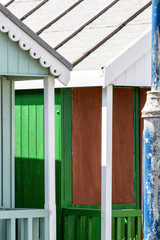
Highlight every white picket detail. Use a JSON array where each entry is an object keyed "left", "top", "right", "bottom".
[{"left": 0, "top": 209, "right": 49, "bottom": 240}]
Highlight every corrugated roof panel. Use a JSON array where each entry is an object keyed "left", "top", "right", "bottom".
[
  {"left": 23, "top": 0, "right": 80, "bottom": 33},
  {"left": 56, "top": 0, "right": 151, "bottom": 64},
  {"left": 5, "top": 0, "right": 152, "bottom": 72},
  {"left": 7, "top": 0, "right": 44, "bottom": 19},
  {"left": 39, "top": 0, "right": 116, "bottom": 47},
  {"left": 72, "top": 6, "right": 151, "bottom": 70}
]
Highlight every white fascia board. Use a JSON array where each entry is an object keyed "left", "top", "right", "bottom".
[
  {"left": 0, "top": 11, "right": 70, "bottom": 86},
  {"left": 15, "top": 70, "right": 104, "bottom": 89},
  {"left": 104, "top": 27, "right": 151, "bottom": 87}
]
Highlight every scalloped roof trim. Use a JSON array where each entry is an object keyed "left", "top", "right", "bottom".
[{"left": 0, "top": 10, "right": 71, "bottom": 85}]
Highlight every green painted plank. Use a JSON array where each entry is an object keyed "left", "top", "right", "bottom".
[
  {"left": 121, "top": 218, "right": 126, "bottom": 240},
  {"left": 15, "top": 90, "right": 45, "bottom": 209},
  {"left": 61, "top": 89, "right": 72, "bottom": 207},
  {"left": 127, "top": 217, "right": 132, "bottom": 240},
  {"left": 91, "top": 217, "right": 100, "bottom": 240},
  {"left": 36, "top": 90, "right": 44, "bottom": 209},
  {"left": 81, "top": 216, "right": 88, "bottom": 240},
  {"left": 112, "top": 209, "right": 142, "bottom": 218},
  {"left": 63, "top": 208, "right": 101, "bottom": 217},
  {"left": 131, "top": 217, "right": 136, "bottom": 238},
  {"left": 112, "top": 218, "right": 116, "bottom": 240},
  {"left": 116, "top": 218, "right": 122, "bottom": 240},
  {"left": 136, "top": 216, "right": 141, "bottom": 240},
  {"left": 88, "top": 217, "right": 92, "bottom": 240},
  {"left": 15, "top": 92, "right": 21, "bottom": 158}
]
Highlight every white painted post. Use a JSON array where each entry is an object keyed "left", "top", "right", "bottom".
[
  {"left": 101, "top": 85, "right": 113, "bottom": 240},
  {"left": 44, "top": 76, "right": 56, "bottom": 240}
]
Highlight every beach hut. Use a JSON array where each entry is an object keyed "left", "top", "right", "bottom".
[
  {"left": 0, "top": 3, "right": 72, "bottom": 239},
  {"left": 1, "top": 0, "right": 152, "bottom": 239}
]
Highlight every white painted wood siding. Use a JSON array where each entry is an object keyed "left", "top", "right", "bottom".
[{"left": 112, "top": 51, "right": 151, "bottom": 87}]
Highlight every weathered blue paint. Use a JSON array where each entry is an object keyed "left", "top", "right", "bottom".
[
  {"left": 151, "top": 0, "right": 160, "bottom": 90},
  {"left": 143, "top": 124, "right": 160, "bottom": 239},
  {"left": 142, "top": 1, "right": 160, "bottom": 238}
]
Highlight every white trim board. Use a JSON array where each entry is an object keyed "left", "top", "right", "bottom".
[
  {"left": 15, "top": 70, "right": 104, "bottom": 89},
  {"left": 104, "top": 28, "right": 151, "bottom": 87},
  {"left": 14, "top": 28, "right": 152, "bottom": 90}
]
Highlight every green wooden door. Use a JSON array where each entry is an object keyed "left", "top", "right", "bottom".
[
  {"left": 15, "top": 88, "right": 64, "bottom": 239},
  {"left": 15, "top": 88, "right": 142, "bottom": 240},
  {"left": 15, "top": 89, "right": 62, "bottom": 209},
  {"left": 15, "top": 89, "right": 45, "bottom": 209}
]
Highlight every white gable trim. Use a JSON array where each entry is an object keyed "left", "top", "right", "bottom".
[
  {"left": 104, "top": 28, "right": 151, "bottom": 87},
  {"left": 0, "top": 11, "right": 70, "bottom": 85},
  {"left": 15, "top": 70, "right": 104, "bottom": 89}
]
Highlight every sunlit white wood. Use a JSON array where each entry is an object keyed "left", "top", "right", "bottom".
[
  {"left": 15, "top": 70, "right": 104, "bottom": 89},
  {"left": 105, "top": 28, "right": 151, "bottom": 86},
  {"left": 44, "top": 76, "right": 56, "bottom": 240},
  {"left": 101, "top": 85, "right": 113, "bottom": 240}
]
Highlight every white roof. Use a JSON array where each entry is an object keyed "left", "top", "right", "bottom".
[{"left": 4, "top": 0, "right": 152, "bottom": 72}]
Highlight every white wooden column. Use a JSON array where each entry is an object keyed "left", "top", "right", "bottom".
[
  {"left": 101, "top": 85, "right": 113, "bottom": 240},
  {"left": 0, "top": 77, "right": 15, "bottom": 209},
  {"left": 44, "top": 76, "right": 56, "bottom": 240}
]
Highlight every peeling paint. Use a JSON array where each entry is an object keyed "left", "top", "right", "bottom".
[
  {"left": 143, "top": 120, "right": 160, "bottom": 239},
  {"left": 142, "top": 91, "right": 160, "bottom": 239},
  {"left": 151, "top": 1, "right": 160, "bottom": 90}
]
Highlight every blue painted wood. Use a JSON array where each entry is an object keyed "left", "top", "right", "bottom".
[{"left": 0, "top": 32, "right": 49, "bottom": 77}]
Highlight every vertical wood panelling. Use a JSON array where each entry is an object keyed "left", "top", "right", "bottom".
[
  {"left": 0, "top": 33, "right": 7, "bottom": 73},
  {"left": 62, "top": 209, "right": 141, "bottom": 240},
  {"left": 112, "top": 88, "right": 134, "bottom": 204},
  {"left": 0, "top": 32, "right": 49, "bottom": 76},
  {"left": 126, "top": 64, "right": 135, "bottom": 86},
  {"left": 62, "top": 89, "right": 72, "bottom": 207},
  {"left": 8, "top": 41, "right": 19, "bottom": 74},
  {"left": 144, "top": 51, "right": 151, "bottom": 86},
  {"left": 135, "top": 56, "right": 145, "bottom": 86},
  {"left": 15, "top": 90, "right": 44, "bottom": 209},
  {"left": 72, "top": 87, "right": 102, "bottom": 206},
  {"left": 111, "top": 51, "right": 151, "bottom": 87}
]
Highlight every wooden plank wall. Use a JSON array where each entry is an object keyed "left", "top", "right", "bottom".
[
  {"left": 15, "top": 90, "right": 44, "bottom": 208},
  {"left": 112, "top": 88, "right": 134, "bottom": 204},
  {"left": 72, "top": 87, "right": 136, "bottom": 206},
  {"left": 112, "top": 51, "right": 151, "bottom": 87},
  {"left": 72, "top": 88, "right": 102, "bottom": 205},
  {"left": 0, "top": 32, "right": 49, "bottom": 76}
]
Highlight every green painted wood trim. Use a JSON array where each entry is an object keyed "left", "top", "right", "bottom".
[
  {"left": 61, "top": 88, "right": 72, "bottom": 208},
  {"left": 62, "top": 208, "right": 142, "bottom": 218},
  {"left": 112, "top": 209, "right": 142, "bottom": 217},
  {"left": 62, "top": 208, "right": 142, "bottom": 240},
  {"left": 55, "top": 88, "right": 72, "bottom": 240},
  {"left": 62, "top": 208, "right": 101, "bottom": 217},
  {"left": 55, "top": 88, "right": 62, "bottom": 240}
]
